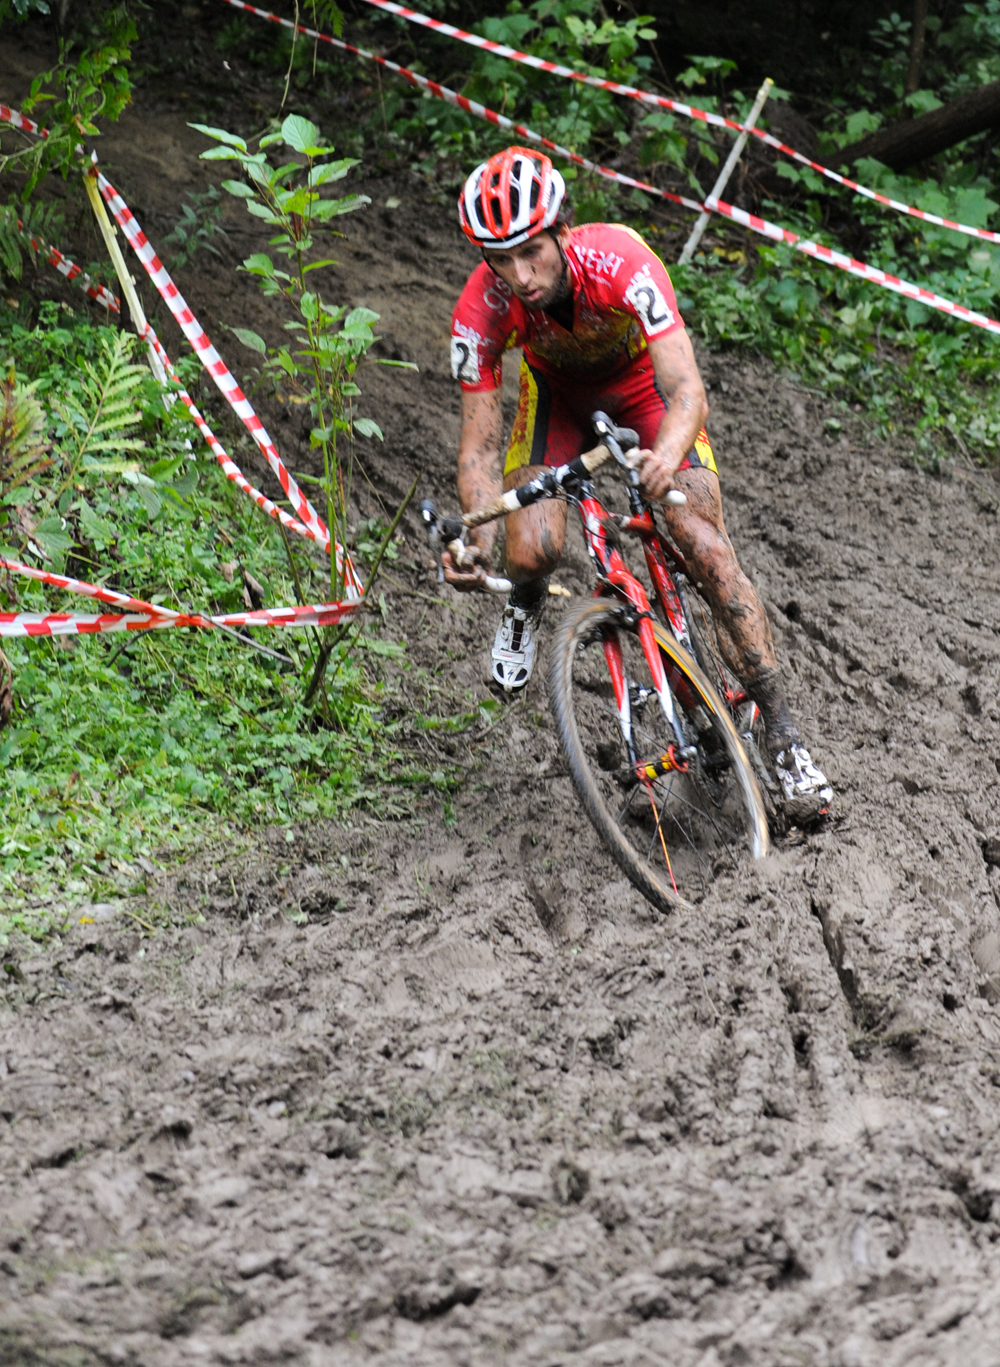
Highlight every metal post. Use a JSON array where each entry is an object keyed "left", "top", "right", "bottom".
[
  {"left": 678, "top": 77, "right": 773, "bottom": 266},
  {"left": 82, "top": 165, "right": 169, "bottom": 386}
]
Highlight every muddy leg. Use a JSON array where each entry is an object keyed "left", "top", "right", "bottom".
[
  {"left": 663, "top": 467, "right": 799, "bottom": 751},
  {"left": 502, "top": 464, "right": 567, "bottom": 603}
]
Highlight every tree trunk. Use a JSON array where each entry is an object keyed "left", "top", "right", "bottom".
[
  {"left": 905, "top": 0, "right": 929, "bottom": 95},
  {"left": 838, "top": 79, "right": 1000, "bottom": 170}
]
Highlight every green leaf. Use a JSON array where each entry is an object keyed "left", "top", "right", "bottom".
[
  {"left": 1, "top": 487, "right": 35, "bottom": 507},
  {"left": 244, "top": 200, "right": 283, "bottom": 224},
  {"left": 82, "top": 459, "right": 141, "bottom": 476},
  {"left": 169, "top": 467, "right": 198, "bottom": 499},
  {"left": 32, "top": 514, "right": 72, "bottom": 559},
  {"left": 221, "top": 179, "right": 256, "bottom": 199},
  {"left": 135, "top": 484, "right": 162, "bottom": 518},
  {"left": 307, "top": 158, "right": 359, "bottom": 187},
  {"left": 353, "top": 418, "right": 383, "bottom": 440},
  {"left": 344, "top": 307, "right": 380, "bottom": 328},
  {"left": 376, "top": 358, "right": 419, "bottom": 370},
  {"left": 229, "top": 326, "right": 268, "bottom": 355},
  {"left": 280, "top": 113, "right": 331, "bottom": 156},
  {"left": 190, "top": 123, "right": 248, "bottom": 150},
  {"left": 241, "top": 253, "right": 277, "bottom": 277},
  {"left": 77, "top": 500, "right": 116, "bottom": 547},
  {"left": 199, "top": 146, "right": 246, "bottom": 162},
  {"left": 311, "top": 195, "right": 370, "bottom": 220},
  {"left": 148, "top": 456, "right": 186, "bottom": 482}
]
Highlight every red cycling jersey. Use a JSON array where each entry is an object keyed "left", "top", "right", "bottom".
[{"left": 450, "top": 223, "right": 684, "bottom": 393}]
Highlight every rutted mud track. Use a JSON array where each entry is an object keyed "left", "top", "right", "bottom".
[{"left": 4, "top": 23, "right": 1000, "bottom": 1366}]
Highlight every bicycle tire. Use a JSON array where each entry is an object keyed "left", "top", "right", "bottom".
[{"left": 549, "top": 597, "right": 769, "bottom": 914}]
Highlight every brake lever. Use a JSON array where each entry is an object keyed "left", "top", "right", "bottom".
[{"left": 419, "top": 499, "right": 512, "bottom": 594}]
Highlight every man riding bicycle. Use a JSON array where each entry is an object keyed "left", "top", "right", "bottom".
[{"left": 441, "top": 145, "right": 831, "bottom": 818}]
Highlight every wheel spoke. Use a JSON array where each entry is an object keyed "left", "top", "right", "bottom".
[{"left": 553, "top": 603, "right": 766, "bottom": 913}]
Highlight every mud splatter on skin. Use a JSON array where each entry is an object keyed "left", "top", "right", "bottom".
[{"left": 3, "top": 31, "right": 1000, "bottom": 1367}]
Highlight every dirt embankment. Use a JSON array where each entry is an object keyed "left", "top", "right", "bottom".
[{"left": 3, "top": 12, "right": 1000, "bottom": 1366}]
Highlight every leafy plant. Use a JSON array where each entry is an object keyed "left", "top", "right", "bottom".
[
  {"left": 0, "top": 300, "right": 438, "bottom": 936},
  {"left": 0, "top": 197, "right": 66, "bottom": 284},
  {"left": 161, "top": 185, "right": 227, "bottom": 271},
  {"left": 193, "top": 113, "right": 396, "bottom": 636},
  {"left": 3, "top": 3, "right": 135, "bottom": 195},
  {"left": 0, "top": 364, "right": 53, "bottom": 553}
]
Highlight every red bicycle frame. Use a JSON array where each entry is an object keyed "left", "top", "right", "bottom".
[{"left": 572, "top": 484, "right": 750, "bottom": 764}]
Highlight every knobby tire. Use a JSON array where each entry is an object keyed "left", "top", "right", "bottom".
[{"left": 549, "top": 597, "right": 769, "bottom": 914}]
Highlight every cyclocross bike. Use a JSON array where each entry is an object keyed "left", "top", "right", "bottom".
[{"left": 421, "top": 412, "right": 771, "bottom": 914}]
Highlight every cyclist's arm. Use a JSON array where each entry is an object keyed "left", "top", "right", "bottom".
[
  {"left": 639, "top": 330, "right": 709, "bottom": 501},
  {"left": 442, "top": 387, "right": 505, "bottom": 591}
]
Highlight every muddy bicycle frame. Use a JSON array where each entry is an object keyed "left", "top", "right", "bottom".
[{"left": 422, "top": 411, "right": 756, "bottom": 783}]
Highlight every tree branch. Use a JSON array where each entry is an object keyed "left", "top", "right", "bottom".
[{"left": 838, "top": 79, "right": 1000, "bottom": 170}]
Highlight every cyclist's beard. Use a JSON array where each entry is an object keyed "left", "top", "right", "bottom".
[{"left": 537, "top": 259, "right": 570, "bottom": 312}]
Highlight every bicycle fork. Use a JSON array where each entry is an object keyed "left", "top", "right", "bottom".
[{"left": 602, "top": 617, "right": 694, "bottom": 777}]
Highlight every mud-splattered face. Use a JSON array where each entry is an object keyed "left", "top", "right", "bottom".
[{"left": 483, "top": 226, "right": 570, "bottom": 310}]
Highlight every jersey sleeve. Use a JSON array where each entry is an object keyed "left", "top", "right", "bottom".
[
  {"left": 609, "top": 225, "right": 685, "bottom": 342},
  {"left": 450, "top": 263, "right": 519, "bottom": 393}
]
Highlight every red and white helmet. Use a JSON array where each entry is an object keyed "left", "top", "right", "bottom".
[{"left": 459, "top": 146, "right": 566, "bottom": 250}]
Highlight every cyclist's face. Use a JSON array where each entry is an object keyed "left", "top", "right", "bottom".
[{"left": 484, "top": 228, "right": 567, "bottom": 309}]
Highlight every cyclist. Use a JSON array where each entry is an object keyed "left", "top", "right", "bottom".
[{"left": 442, "top": 145, "right": 831, "bottom": 818}]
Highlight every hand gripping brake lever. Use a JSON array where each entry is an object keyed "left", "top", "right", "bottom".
[
  {"left": 591, "top": 411, "right": 687, "bottom": 506},
  {"left": 420, "top": 500, "right": 513, "bottom": 595}
]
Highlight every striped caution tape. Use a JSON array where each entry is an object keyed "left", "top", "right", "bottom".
[
  {"left": 351, "top": 0, "right": 1000, "bottom": 248},
  {"left": 704, "top": 196, "right": 1000, "bottom": 337},
  {"left": 0, "top": 102, "right": 355, "bottom": 577},
  {"left": 0, "top": 557, "right": 360, "bottom": 638},
  {"left": 224, "top": 1, "right": 704, "bottom": 216},
  {"left": 225, "top": 2, "right": 1000, "bottom": 340},
  {"left": 0, "top": 102, "right": 45, "bottom": 138},
  {"left": 19, "top": 224, "right": 120, "bottom": 311},
  {"left": 90, "top": 167, "right": 334, "bottom": 553},
  {"left": 0, "top": 105, "right": 365, "bottom": 633},
  {"left": 8, "top": 209, "right": 342, "bottom": 553}
]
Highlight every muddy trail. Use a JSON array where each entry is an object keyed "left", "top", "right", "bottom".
[{"left": 4, "top": 13, "right": 1000, "bottom": 1366}]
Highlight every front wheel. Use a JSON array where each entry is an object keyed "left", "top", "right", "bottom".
[{"left": 549, "top": 598, "right": 769, "bottom": 913}]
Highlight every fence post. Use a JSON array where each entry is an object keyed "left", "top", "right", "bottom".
[
  {"left": 678, "top": 77, "right": 774, "bottom": 266},
  {"left": 82, "top": 165, "right": 168, "bottom": 386}
]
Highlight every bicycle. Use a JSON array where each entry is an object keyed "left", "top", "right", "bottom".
[{"left": 421, "top": 412, "right": 771, "bottom": 914}]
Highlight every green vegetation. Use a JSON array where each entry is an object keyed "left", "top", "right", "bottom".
[
  {"left": 364, "top": 0, "right": 1000, "bottom": 465},
  {"left": 2, "top": 0, "right": 999, "bottom": 939},
  {"left": 0, "top": 302, "right": 415, "bottom": 940}
]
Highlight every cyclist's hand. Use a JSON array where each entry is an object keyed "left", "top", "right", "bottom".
[
  {"left": 441, "top": 542, "right": 492, "bottom": 593},
  {"left": 637, "top": 447, "right": 681, "bottom": 503}
]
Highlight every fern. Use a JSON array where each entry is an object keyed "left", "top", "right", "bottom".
[
  {"left": 0, "top": 364, "right": 53, "bottom": 499},
  {"left": 50, "top": 330, "right": 146, "bottom": 502},
  {"left": 0, "top": 198, "right": 67, "bottom": 285}
]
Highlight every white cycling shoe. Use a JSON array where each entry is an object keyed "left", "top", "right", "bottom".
[
  {"left": 491, "top": 599, "right": 543, "bottom": 693},
  {"left": 774, "top": 744, "right": 833, "bottom": 822}
]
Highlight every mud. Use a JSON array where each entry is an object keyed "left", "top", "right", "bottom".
[{"left": 3, "top": 14, "right": 1000, "bottom": 1366}]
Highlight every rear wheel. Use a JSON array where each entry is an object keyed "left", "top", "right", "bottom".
[{"left": 549, "top": 597, "right": 769, "bottom": 913}]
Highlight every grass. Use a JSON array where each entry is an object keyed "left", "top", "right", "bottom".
[{"left": 0, "top": 300, "right": 424, "bottom": 943}]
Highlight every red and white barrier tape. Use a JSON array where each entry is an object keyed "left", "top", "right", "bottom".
[
  {"left": 0, "top": 102, "right": 45, "bottom": 138},
  {"left": 704, "top": 196, "right": 1000, "bottom": 336},
  {"left": 10, "top": 213, "right": 343, "bottom": 549},
  {"left": 15, "top": 222, "right": 121, "bottom": 311},
  {"left": 91, "top": 169, "right": 333, "bottom": 548},
  {"left": 0, "top": 105, "right": 365, "bottom": 634},
  {"left": 0, "top": 556, "right": 357, "bottom": 637},
  {"left": 350, "top": 0, "right": 1000, "bottom": 248},
  {"left": 225, "top": 1, "right": 704, "bottom": 217},
  {"left": 226, "top": 2, "right": 1000, "bottom": 340}
]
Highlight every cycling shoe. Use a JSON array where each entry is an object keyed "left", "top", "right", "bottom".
[
  {"left": 774, "top": 743, "right": 833, "bottom": 823},
  {"left": 491, "top": 598, "right": 544, "bottom": 693}
]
